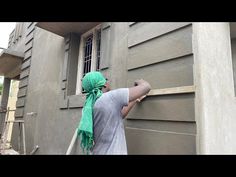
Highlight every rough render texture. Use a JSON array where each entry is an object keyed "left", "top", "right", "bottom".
[
  {"left": 8, "top": 23, "right": 28, "bottom": 53},
  {"left": 193, "top": 23, "right": 236, "bottom": 154},
  {"left": 20, "top": 28, "right": 82, "bottom": 154}
]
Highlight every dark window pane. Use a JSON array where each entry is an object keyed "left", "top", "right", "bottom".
[
  {"left": 82, "top": 34, "right": 93, "bottom": 93},
  {"left": 96, "top": 30, "right": 101, "bottom": 71},
  {"left": 83, "top": 34, "right": 93, "bottom": 77}
]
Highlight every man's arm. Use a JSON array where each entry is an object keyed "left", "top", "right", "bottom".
[
  {"left": 121, "top": 95, "right": 146, "bottom": 118},
  {"left": 121, "top": 100, "right": 137, "bottom": 118},
  {"left": 129, "top": 79, "right": 151, "bottom": 102},
  {"left": 121, "top": 79, "right": 151, "bottom": 118}
]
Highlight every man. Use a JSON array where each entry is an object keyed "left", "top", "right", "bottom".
[{"left": 78, "top": 71, "right": 151, "bottom": 155}]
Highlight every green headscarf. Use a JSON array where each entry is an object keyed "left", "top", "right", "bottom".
[{"left": 77, "top": 71, "right": 107, "bottom": 154}]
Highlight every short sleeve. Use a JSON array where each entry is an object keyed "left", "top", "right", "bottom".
[{"left": 109, "top": 88, "right": 129, "bottom": 109}]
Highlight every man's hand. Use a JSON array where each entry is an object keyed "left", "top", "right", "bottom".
[
  {"left": 129, "top": 79, "right": 151, "bottom": 102},
  {"left": 136, "top": 95, "right": 147, "bottom": 102}
]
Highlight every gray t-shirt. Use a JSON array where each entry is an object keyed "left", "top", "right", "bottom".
[{"left": 92, "top": 88, "right": 129, "bottom": 155}]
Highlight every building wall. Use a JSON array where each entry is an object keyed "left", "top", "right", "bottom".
[
  {"left": 124, "top": 23, "right": 195, "bottom": 154},
  {"left": 16, "top": 27, "right": 79, "bottom": 154},
  {"left": 11, "top": 22, "right": 39, "bottom": 153},
  {"left": 193, "top": 23, "right": 236, "bottom": 154},
  {"left": 12, "top": 22, "right": 196, "bottom": 154},
  {"left": 8, "top": 23, "right": 28, "bottom": 53}
]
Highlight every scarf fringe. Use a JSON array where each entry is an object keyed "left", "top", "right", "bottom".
[{"left": 78, "top": 130, "right": 94, "bottom": 154}]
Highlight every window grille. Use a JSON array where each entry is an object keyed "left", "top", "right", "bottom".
[
  {"left": 96, "top": 30, "right": 101, "bottom": 71},
  {"left": 83, "top": 34, "right": 93, "bottom": 77}
]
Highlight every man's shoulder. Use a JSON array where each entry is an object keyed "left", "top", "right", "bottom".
[
  {"left": 97, "top": 88, "right": 128, "bottom": 102},
  {"left": 108, "top": 88, "right": 129, "bottom": 94}
]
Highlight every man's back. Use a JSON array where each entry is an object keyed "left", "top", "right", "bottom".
[{"left": 92, "top": 88, "right": 129, "bottom": 155}]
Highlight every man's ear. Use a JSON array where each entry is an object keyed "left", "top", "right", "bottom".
[{"left": 103, "top": 82, "right": 108, "bottom": 88}]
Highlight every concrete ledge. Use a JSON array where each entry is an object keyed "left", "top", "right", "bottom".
[
  {"left": 68, "top": 94, "right": 85, "bottom": 108},
  {"left": 36, "top": 22, "right": 100, "bottom": 37},
  {"left": 59, "top": 94, "right": 68, "bottom": 109}
]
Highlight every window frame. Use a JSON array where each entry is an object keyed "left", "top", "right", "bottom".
[{"left": 76, "top": 24, "right": 102, "bottom": 95}]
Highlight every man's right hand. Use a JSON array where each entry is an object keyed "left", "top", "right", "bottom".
[
  {"left": 129, "top": 79, "right": 151, "bottom": 102},
  {"left": 136, "top": 95, "right": 147, "bottom": 102}
]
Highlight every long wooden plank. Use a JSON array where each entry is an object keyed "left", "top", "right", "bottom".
[{"left": 147, "top": 85, "right": 195, "bottom": 96}]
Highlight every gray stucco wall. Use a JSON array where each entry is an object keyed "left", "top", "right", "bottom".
[
  {"left": 125, "top": 23, "right": 196, "bottom": 154},
  {"left": 25, "top": 23, "right": 130, "bottom": 154},
  {"left": 8, "top": 23, "right": 28, "bottom": 53},
  {"left": 21, "top": 27, "right": 84, "bottom": 154},
  {"left": 193, "top": 23, "right": 236, "bottom": 154}
]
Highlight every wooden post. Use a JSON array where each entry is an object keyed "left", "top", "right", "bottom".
[
  {"left": 66, "top": 128, "right": 78, "bottom": 155},
  {"left": 22, "top": 122, "right": 26, "bottom": 155}
]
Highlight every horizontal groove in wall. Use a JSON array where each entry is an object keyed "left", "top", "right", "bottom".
[
  {"left": 24, "top": 49, "right": 32, "bottom": 60},
  {"left": 19, "top": 78, "right": 28, "bottom": 88},
  {"left": 125, "top": 119, "right": 196, "bottom": 134},
  {"left": 25, "top": 32, "right": 34, "bottom": 45},
  {"left": 21, "top": 59, "right": 31, "bottom": 70},
  {"left": 28, "top": 22, "right": 34, "bottom": 28},
  {"left": 17, "top": 88, "right": 27, "bottom": 98},
  {"left": 126, "top": 126, "right": 196, "bottom": 136},
  {"left": 15, "top": 108, "right": 24, "bottom": 118},
  {"left": 128, "top": 23, "right": 191, "bottom": 48},
  {"left": 102, "top": 22, "right": 111, "bottom": 30},
  {"left": 127, "top": 25, "right": 192, "bottom": 70},
  {"left": 20, "top": 68, "right": 30, "bottom": 79},
  {"left": 127, "top": 53, "right": 193, "bottom": 71},
  {"left": 16, "top": 98, "right": 25, "bottom": 108},
  {"left": 24, "top": 40, "right": 33, "bottom": 53},
  {"left": 129, "top": 22, "right": 137, "bottom": 27},
  {"left": 26, "top": 26, "right": 35, "bottom": 37},
  {"left": 126, "top": 93, "right": 195, "bottom": 122}
]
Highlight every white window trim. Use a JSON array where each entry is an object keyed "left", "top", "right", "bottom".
[{"left": 76, "top": 24, "right": 101, "bottom": 95}]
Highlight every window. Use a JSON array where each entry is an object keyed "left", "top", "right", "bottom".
[
  {"left": 96, "top": 30, "right": 101, "bottom": 71},
  {"left": 83, "top": 34, "right": 93, "bottom": 77},
  {"left": 76, "top": 25, "right": 102, "bottom": 94}
]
